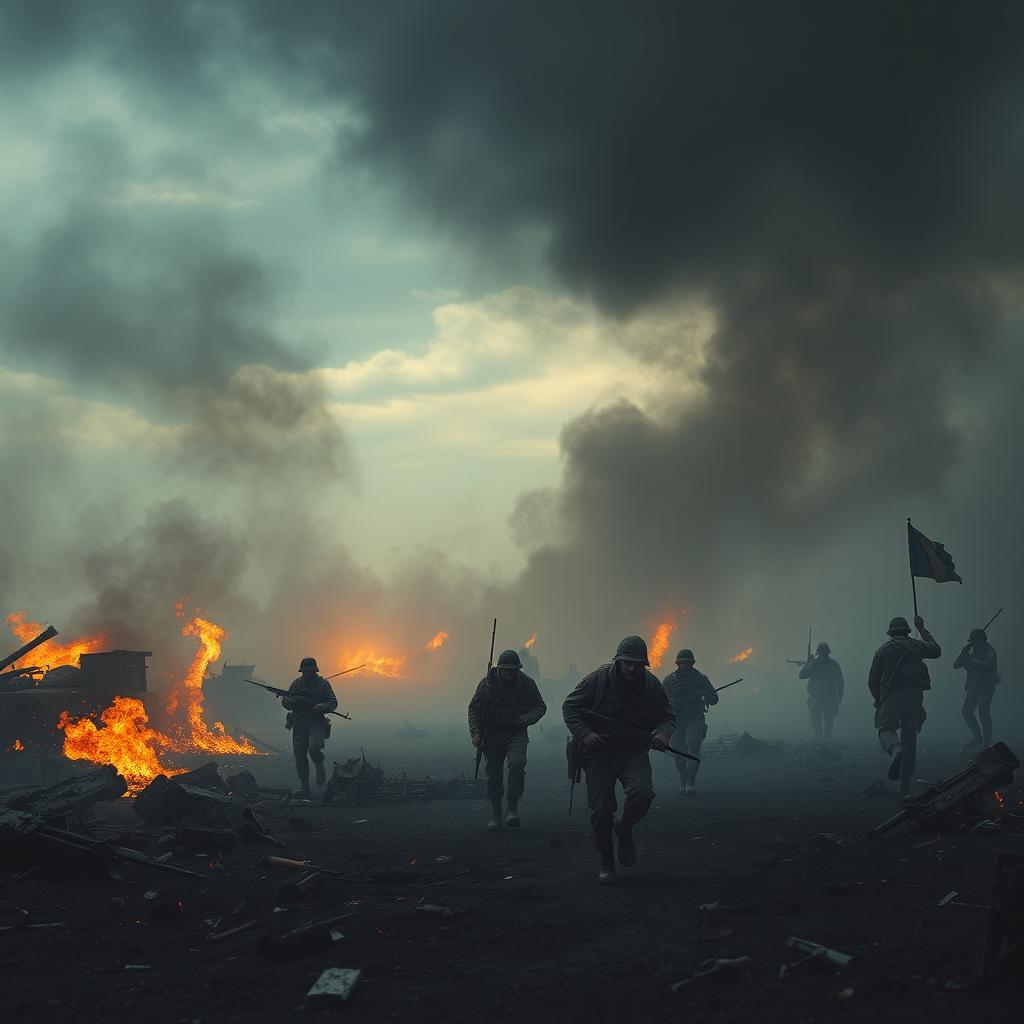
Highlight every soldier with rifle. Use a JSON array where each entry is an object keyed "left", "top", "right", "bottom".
[
  {"left": 281, "top": 657, "right": 339, "bottom": 796},
  {"left": 661, "top": 649, "right": 718, "bottom": 797},
  {"left": 954, "top": 609, "right": 1002, "bottom": 750},
  {"left": 468, "top": 648, "right": 547, "bottom": 831},
  {"left": 868, "top": 616, "right": 941, "bottom": 796},
  {"left": 562, "top": 635, "right": 676, "bottom": 885},
  {"left": 799, "top": 642, "right": 844, "bottom": 743}
]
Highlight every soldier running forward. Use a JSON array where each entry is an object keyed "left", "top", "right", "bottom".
[
  {"left": 955, "top": 627, "right": 1000, "bottom": 749},
  {"left": 562, "top": 636, "right": 676, "bottom": 884},
  {"left": 799, "top": 642, "right": 845, "bottom": 743},
  {"left": 661, "top": 649, "right": 717, "bottom": 797},
  {"left": 468, "top": 649, "right": 547, "bottom": 830},
  {"left": 282, "top": 657, "right": 339, "bottom": 796},
  {"left": 868, "top": 616, "right": 941, "bottom": 796}
]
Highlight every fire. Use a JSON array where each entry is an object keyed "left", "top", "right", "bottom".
[
  {"left": 524, "top": 632, "right": 538, "bottom": 650},
  {"left": 58, "top": 696, "right": 184, "bottom": 793},
  {"left": 649, "top": 620, "right": 676, "bottom": 670},
  {"left": 424, "top": 631, "right": 449, "bottom": 651},
  {"left": 337, "top": 647, "right": 406, "bottom": 678},
  {"left": 12, "top": 738, "right": 24, "bottom": 751},
  {"left": 5, "top": 611, "right": 106, "bottom": 669},
  {"left": 730, "top": 647, "right": 754, "bottom": 663},
  {"left": 166, "top": 616, "right": 258, "bottom": 755},
  {"left": 995, "top": 790, "right": 1006, "bottom": 812}
]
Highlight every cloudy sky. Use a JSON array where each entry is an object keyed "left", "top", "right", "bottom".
[{"left": 2, "top": 3, "right": 1023, "bottom": 731}]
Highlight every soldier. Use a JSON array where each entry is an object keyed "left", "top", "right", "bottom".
[
  {"left": 562, "top": 636, "right": 676, "bottom": 885},
  {"left": 868, "top": 615, "right": 941, "bottom": 796},
  {"left": 468, "top": 649, "right": 547, "bottom": 830},
  {"left": 660, "top": 649, "right": 717, "bottom": 797},
  {"left": 799, "top": 642, "right": 844, "bottom": 743},
  {"left": 282, "top": 657, "right": 339, "bottom": 796},
  {"left": 954, "top": 627, "right": 1000, "bottom": 749}
]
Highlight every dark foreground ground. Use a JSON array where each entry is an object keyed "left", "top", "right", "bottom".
[{"left": 3, "top": 735, "right": 1023, "bottom": 1024}]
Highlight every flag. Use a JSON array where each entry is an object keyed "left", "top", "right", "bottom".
[{"left": 907, "top": 521, "right": 962, "bottom": 584}]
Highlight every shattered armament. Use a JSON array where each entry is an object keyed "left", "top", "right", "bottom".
[
  {"left": 579, "top": 710, "right": 700, "bottom": 761},
  {"left": 244, "top": 679, "right": 352, "bottom": 720},
  {"left": 0, "top": 624, "right": 58, "bottom": 674}
]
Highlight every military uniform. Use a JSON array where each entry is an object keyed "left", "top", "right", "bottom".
[
  {"left": 661, "top": 649, "right": 717, "bottom": 794},
  {"left": 954, "top": 629, "right": 999, "bottom": 747},
  {"left": 468, "top": 649, "right": 547, "bottom": 829},
  {"left": 799, "top": 644, "right": 844, "bottom": 742},
  {"left": 283, "top": 659, "right": 339, "bottom": 794},
  {"left": 562, "top": 636, "right": 675, "bottom": 883},
  {"left": 868, "top": 618, "right": 940, "bottom": 794}
]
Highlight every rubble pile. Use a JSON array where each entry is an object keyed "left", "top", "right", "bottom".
[{"left": 323, "top": 751, "right": 486, "bottom": 806}]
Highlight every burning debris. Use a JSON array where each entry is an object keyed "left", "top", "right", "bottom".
[
  {"left": 424, "top": 631, "right": 449, "bottom": 651},
  {"left": 730, "top": 647, "right": 755, "bottom": 663},
  {"left": 5, "top": 613, "right": 106, "bottom": 670},
  {"left": 648, "top": 619, "right": 676, "bottom": 670},
  {"left": 869, "top": 743, "right": 1021, "bottom": 836}
]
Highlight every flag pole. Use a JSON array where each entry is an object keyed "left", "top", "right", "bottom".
[{"left": 907, "top": 517, "right": 919, "bottom": 619}]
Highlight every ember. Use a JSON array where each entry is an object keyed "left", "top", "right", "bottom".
[
  {"left": 649, "top": 620, "right": 676, "bottom": 670},
  {"left": 5, "top": 611, "right": 106, "bottom": 669},
  {"left": 424, "top": 631, "right": 449, "bottom": 651},
  {"left": 524, "top": 632, "right": 538, "bottom": 650},
  {"left": 12, "top": 738, "right": 24, "bottom": 751},
  {"left": 58, "top": 696, "right": 184, "bottom": 793},
  {"left": 730, "top": 647, "right": 754, "bottom": 663}
]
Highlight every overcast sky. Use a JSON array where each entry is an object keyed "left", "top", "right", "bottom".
[{"left": 2, "top": 3, "right": 1023, "bottom": 733}]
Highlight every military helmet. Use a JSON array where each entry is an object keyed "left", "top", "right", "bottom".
[
  {"left": 675, "top": 648, "right": 695, "bottom": 664},
  {"left": 969, "top": 628, "right": 987, "bottom": 642},
  {"left": 496, "top": 649, "right": 522, "bottom": 669},
  {"left": 614, "top": 635, "right": 650, "bottom": 665},
  {"left": 299, "top": 656, "right": 319, "bottom": 671},
  {"left": 886, "top": 617, "right": 911, "bottom": 636},
  {"left": 816, "top": 642, "right": 831, "bottom": 655}
]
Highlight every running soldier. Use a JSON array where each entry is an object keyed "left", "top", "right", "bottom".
[
  {"left": 955, "top": 627, "right": 1000, "bottom": 749},
  {"left": 282, "top": 657, "right": 339, "bottom": 796},
  {"left": 660, "top": 649, "right": 717, "bottom": 797},
  {"left": 799, "top": 642, "right": 844, "bottom": 743}
]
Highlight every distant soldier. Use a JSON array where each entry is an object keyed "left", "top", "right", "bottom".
[
  {"left": 954, "top": 627, "right": 1000, "bottom": 749},
  {"left": 868, "top": 616, "right": 941, "bottom": 796},
  {"left": 282, "top": 657, "right": 338, "bottom": 796},
  {"left": 562, "top": 636, "right": 676, "bottom": 885},
  {"left": 799, "top": 642, "right": 844, "bottom": 743},
  {"left": 661, "top": 649, "right": 717, "bottom": 797},
  {"left": 468, "top": 649, "right": 547, "bottom": 830}
]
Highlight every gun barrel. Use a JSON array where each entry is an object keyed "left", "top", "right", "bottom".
[
  {"left": 714, "top": 678, "right": 743, "bottom": 693},
  {"left": 0, "top": 625, "right": 58, "bottom": 673}
]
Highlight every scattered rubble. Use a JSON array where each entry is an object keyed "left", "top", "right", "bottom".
[
  {"left": 322, "top": 751, "right": 487, "bottom": 805},
  {"left": 670, "top": 956, "right": 753, "bottom": 991},
  {"left": 780, "top": 936, "right": 854, "bottom": 979},
  {"left": 306, "top": 967, "right": 361, "bottom": 1006}
]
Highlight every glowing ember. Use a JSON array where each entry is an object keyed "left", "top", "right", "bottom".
[
  {"left": 524, "top": 632, "right": 538, "bottom": 650},
  {"left": 58, "top": 696, "right": 184, "bottom": 793},
  {"left": 995, "top": 790, "right": 1006, "bottom": 812},
  {"left": 12, "top": 738, "right": 24, "bottom": 752},
  {"left": 649, "top": 620, "right": 676, "bottom": 670},
  {"left": 5, "top": 611, "right": 106, "bottom": 669},
  {"left": 166, "top": 616, "right": 258, "bottom": 755},
  {"left": 424, "top": 631, "right": 449, "bottom": 651},
  {"left": 730, "top": 647, "right": 754, "bottom": 663},
  {"left": 338, "top": 647, "right": 406, "bottom": 678}
]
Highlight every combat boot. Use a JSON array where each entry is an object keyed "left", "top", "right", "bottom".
[
  {"left": 504, "top": 797, "right": 520, "bottom": 828},
  {"left": 314, "top": 761, "right": 326, "bottom": 786},
  {"left": 614, "top": 817, "right": 637, "bottom": 867},
  {"left": 684, "top": 782, "right": 697, "bottom": 798},
  {"left": 598, "top": 851, "right": 617, "bottom": 885},
  {"left": 487, "top": 798, "right": 504, "bottom": 831},
  {"left": 296, "top": 765, "right": 311, "bottom": 797}
]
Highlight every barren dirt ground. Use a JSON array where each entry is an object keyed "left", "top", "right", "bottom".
[{"left": 3, "top": 736, "right": 1023, "bottom": 1024}]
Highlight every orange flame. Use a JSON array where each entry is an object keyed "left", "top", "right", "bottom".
[
  {"left": 5, "top": 611, "right": 107, "bottom": 670},
  {"left": 58, "top": 696, "right": 184, "bottom": 793},
  {"left": 995, "top": 789, "right": 1006, "bottom": 812},
  {"left": 166, "top": 616, "right": 258, "bottom": 755},
  {"left": 424, "top": 631, "right": 449, "bottom": 651},
  {"left": 12, "top": 738, "right": 24, "bottom": 752},
  {"left": 649, "top": 620, "right": 676, "bottom": 670},
  {"left": 730, "top": 647, "right": 754, "bottom": 663},
  {"left": 524, "top": 632, "right": 538, "bottom": 650},
  {"left": 337, "top": 647, "right": 406, "bottom": 678}
]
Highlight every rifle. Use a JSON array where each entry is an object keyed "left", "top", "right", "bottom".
[
  {"left": 474, "top": 618, "right": 497, "bottom": 780},
  {"left": 579, "top": 710, "right": 700, "bottom": 762},
  {"left": 786, "top": 627, "right": 813, "bottom": 668},
  {"left": 324, "top": 663, "right": 367, "bottom": 681},
  {"left": 244, "top": 679, "right": 352, "bottom": 720},
  {"left": 714, "top": 678, "right": 743, "bottom": 693}
]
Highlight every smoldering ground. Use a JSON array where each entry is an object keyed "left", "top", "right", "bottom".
[{"left": 1, "top": 3, "right": 1023, "bottom": 739}]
